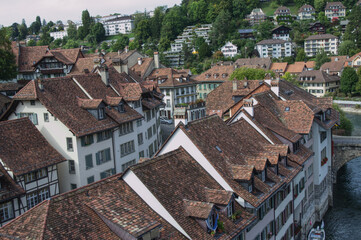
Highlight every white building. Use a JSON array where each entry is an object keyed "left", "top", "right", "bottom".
[
  {"left": 5, "top": 66, "right": 162, "bottom": 193},
  {"left": 50, "top": 31, "right": 68, "bottom": 40},
  {"left": 221, "top": 42, "right": 238, "bottom": 58},
  {"left": 325, "top": 1, "right": 346, "bottom": 20},
  {"left": 298, "top": 4, "right": 316, "bottom": 20},
  {"left": 256, "top": 39, "right": 293, "bottom": 58},
  {"left": 102, "top": 16, "right": 134, "bottom": 36},
  {"left": 304, "top": 34, "right": 339, "bottom": 57},
  {"left": 0, "top": 118, "right": 65, "bottom": 226}
]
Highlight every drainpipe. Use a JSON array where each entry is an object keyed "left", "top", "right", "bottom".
[{"left": 111, "top": 128, "right": 117, "bottom": 172}]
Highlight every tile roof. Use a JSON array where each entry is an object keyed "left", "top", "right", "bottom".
[
  {"left": 298, "top": 70, "right": 340, "bottom": 83},
  {"left": 147, "top": 68, "right": 197, "bottom": 88},
  {"left": 131, "top": 147, "right": 255, "bottom": 239},
  {"left": 130, "top": 57, "right": 154, "bottom": 79},
  {"left": 0, "top": 173, "right": 185, "bottom": 239},
  {"left": 325, "top": 1, "right": 345, "bottom": 10},
  {"left": 305, "top": 34, "right": 338, "bottom": 40},
  {"left": 69, "top": 57, "right": 97, "bottom": 75},
  {"left": 274, "top": 6, "right": 291, "bottom": 14},
  {"left": 12, "top": 76, "right": 142, "bottom": 137},
  {"left": 257, "top": 39, "right": 287, "bottom": 45},
  {"left": 321, "top": 57, "right": 346, "bottom": 73},
  {"left": 0, "top": 83, "right": 23, "bottom": 92},
  {"left": 231, "top": 165, "right": 255, "bottom": 181},
  {"left": 298, "top": 4, "right": 315, "bottom": 13},
  {"left": 0, "top": 164, "right": 25, "bottom": 202},
  {"left": 286, "top": 62, "right": 307, "bottom": 74},
  {"left": 0, "top": 118, "right": 66, "bottom": 176},
  {"left": 271, "top": 62, "right": 288, "bottom": 73},
  {"left": 234, "top": 58, "right": 272, "bottom": 70},
  {"left": 193, "top": 65, "right": 236, "bottom": 83},
  {"left": 206, "top": 80, "right": 264, "bottom": 117}
]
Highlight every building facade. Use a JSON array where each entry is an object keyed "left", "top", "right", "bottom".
[
  {"left": 256, "top": 39, "right": 293, "bottom": 58},
  {"left": 325, "top": 2, "right": 346, "bottom": 20},
  {"left": 221, "top": 42, "right": 238, "bottom": 58},
  {"left": 102, "top": 16, "right": 134, "bottom": 36},
  {"left": 304, "top": 34, "right": 338, "bottom": 57},
  {"left": 298, "top": 4, "right": 316, "bottom": 20}
]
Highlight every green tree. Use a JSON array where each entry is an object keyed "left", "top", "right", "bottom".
[
  {"left": 253, "top": 20, "right": 274, "bottom": 41},
  {"left": 344, "top": 6, "right": 361, "bottom": 49},
  {"left": 82, "top": 9, "right": 92, "bottom": 36},
  {"left": 10, "top": 23, "right": 19, "bottom": 40},
  {"left": 0, "top": 28, "right": 17, "bottom": 80},
  {"left": 230, "top": 67, "right": 275, "bottom": 80},
  {"left": 333, "top": 104, "right": 353, "bottom": 136},
  {"left": 295, "top": 49, "right": 307, "bottom": 62},
  {"left": 77, "top": 26, "right": 87, "bottom": 40},
  {"left": 160, "top": 6, "right": 188, "bottom": 41},
  {"left": 198, "top": 42, "right": 212, "bottom": 60},
  {"left": 67, "top": 21, "right": 77, "bottom": 40},
  {"left": 314, "top": 0, "right": 326, "bottom": 12},
  {"left": 150, "top": 6, "right": 166, "bottom": 40},
  {"left": 355, "top": 67, "right": 361, "bottom": 93},
  {"left": 338, "top": 40, "right": 358, "bottom": 56},
  {"left": 282, "top": 72, "right": 299, "bottom": 86},
  {"left": 91, "top": 22, "right": 105, "bottom": 43},
  {"left": 209, "top": 10, "right": 234, "bottom": 48},
  {"left": 110, "top": 34, "right": 129, "bottom": 52},
  {"left": 315, "top": 50, "right": 330, "bottom": 70},
  {"left": 341, "top": 67, "right": 358, "bottom": 94},
  {"left": 18, "top": 19, "right": 28, "bottom": 40},
  {"left": 188, "top": 0, "right": 208, "bottom": 24},
  {"left": 27, "top": 39, "right": 36, "bottom": 46},
  {"left": 63, "top": 39, "right": 79, "bottom": 49}
]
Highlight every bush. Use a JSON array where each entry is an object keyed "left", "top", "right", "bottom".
[{"left": 333, "top": 104, "right": 353, "bottom": 136}]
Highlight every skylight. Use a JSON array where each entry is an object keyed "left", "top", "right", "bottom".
[
  {"left": 285, "top": 107, "right": 290, "bottom": 112},
  {"left": 215, "top": 146, "right": 222, "bottom": 153}
]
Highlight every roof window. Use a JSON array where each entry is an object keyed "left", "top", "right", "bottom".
[
  {"left": 215, "top": 146, "right": 222, "bottom": 153},
  {"left": 285, "top": 107, "right": 290, "bottom": 112}
]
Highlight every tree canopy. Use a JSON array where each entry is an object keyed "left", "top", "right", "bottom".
[
  {"left": 340, "top": 67, "right": 358, "bottom": 94},
  {"left": 230, "top": 67, "right": 275, "bottom": 80},
  {"left": 0, "top": 28, "right": 17, "bottom": 80}
]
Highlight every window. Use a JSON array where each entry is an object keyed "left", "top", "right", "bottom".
[
  {"left": 138, "top": 133, "right": 144, "bottom": 145},
  {"left": 121, "top": 159, "right": 136, "bottom": 172},
  {"left": 136, "top": 119, "right": 142, "bottom": 127},
  {"left": 100, "top": 168, "right": 115, "bottom": 179},
  {"left": 120, "top": 141, "right": 135, "bottom": 157},
  {"left": 98, "top": 108, "right": 105, "bottom": 120},
  {"left": 87, "top": 176, "right": 95, "bottom": 184},
  {"left": 30, "top": 100, "right": 35, "bottom": 105},
  {"left": 71, "top": 184, "right": 77, "bottom": 190},
  {"left": 37, "top": 168, "right": 47, "bottom": 179},
  {"left": 166, "top": 99, "right": 170, "bottom": 108},
  {"left": 66, "top": 137, "right": 73, "bottom": 151},
  {"left": 227, "top": 200, "right": 234, "bottom": 217},
  {"left": 134, "top": 100, "right": 140, "bottom": 108},
  {"left": 68, "top": 160, "right": 75, "bottom": 174},
  {"left": 97, "top": 130, "right": 111, "bottom": 142},
  {"left": 148, "top": 143, "right": 154, "bottom": 157},
  {"left": 24, "top": 168, "right": 47, "bottom": 183},
  {"left": 26, "top": 187, "right": 49, "bottom": 209},
  {"left": 152, "top": 124, "right": 156, "bottom": 135},
  {"left": 119, "top": 122, "right": 133, "bottom": 136},
  {"left": 96, "top": 148, "right": 111, "bottom": 165},
  {"left": 81, "top": 135, "right": 94, "bottom": 146},
  {"left": 147, "top": 127, "right": 153, "bottom": 139},
  {"left": 293, "top": 141, "right": 300, "bottom": 153},
  {"left": 320, "top": 131, "right": 327, "bottom": 143},
  {"left": 308, "top": 163, "right": 313, "bottom": 179},
  {"left": 146, "top": 111, "right": 151, "bottom": 121},
  {"left": 43, "top": 113, "right": 49, "bottom": 122},
  {"left": 118, "top": 103, "right": 125, "bottom": 112},
  {"left": 248, "top": 184, "right": 253, "bottom": 192},
  {"left": 0, "top": 201, "right": 14, "bottom": 223},
  {"left": 19, "top": 113, "right": 38, "bottom": 125},
  {"left": 139, "top": 150, "right": 144, "bottom": 158},
  {"left": 85, "top": 154, "right": 93, "bottom": 170}
]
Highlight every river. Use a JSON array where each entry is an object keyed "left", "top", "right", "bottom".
[{"left": 324, "top": 112, "right": 361, "bottom": 239}]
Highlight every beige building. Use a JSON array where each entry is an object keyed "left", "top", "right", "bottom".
[
  {"left": 325, "top": 2, "right": 346, "bottom": 20},
  {"left": 298, "top": 70, "right": 340, "bottom": 97},
  {"left": 298, "top": 4, "right": 316, "bottom": 20},
  {"left": 304, "top": 34, "right": 339, "bottom": 57}
]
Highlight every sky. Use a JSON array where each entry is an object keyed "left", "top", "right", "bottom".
[{"left": 0, "top": 0, "right": 182, "bottom": 26}]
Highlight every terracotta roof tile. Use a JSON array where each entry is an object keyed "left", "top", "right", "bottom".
[
  {"left": 231, "top": 165, "right": 254, "bottom": 181},
  {"left": 184, "top": 200, "right": 214, "bottom": 219},
  {"left": 204, "top": 188, "right": 233, "bottom": 206},
  {"left": 234, "top": 58, "right": 272, "bottom": 70},
  {"left": 0, "top": 118, "right": 66, "bottom": 176},
  {"left": 147, "top": 68, "right": 196, "bottom": 88},
  {"left": 286, "top": 62, "right": 307, "bottom": 74},
  {"left": 193, "top": 65, "right": 235, "bottom": 83},
  {"left": 0, "top": 83, "right": 23, "bottom": 92}
]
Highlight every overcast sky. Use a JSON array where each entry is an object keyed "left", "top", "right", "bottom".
[{"left": 0, "top": 0, "right": 182, "bottom": 26}]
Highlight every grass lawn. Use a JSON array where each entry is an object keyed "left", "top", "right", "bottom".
[{"left": 261, "top": 1, "right": 300, "bottom": 16}]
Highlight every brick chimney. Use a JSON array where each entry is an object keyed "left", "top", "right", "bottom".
[
  {"left": 138, "top": 57, "right": 143, "bottom": 65},
  {"left": 93, "top": 58, "right": 101, "bottom": 69},
  {"left": 112, "top": 58, "right": 128, "bottom": 74},
  {"left": 154, "top": 52, "right": 160, "bottom": 69},
  {"left": 233, "top": 80, "right": 238, "bottom": 91},
  {"left": 243, "top": 99, "right": 254, "bottom": 117}
]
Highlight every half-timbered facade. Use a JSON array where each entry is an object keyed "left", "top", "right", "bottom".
[{"left": 0, "top": 118, "right": 65, "bottom": 226}]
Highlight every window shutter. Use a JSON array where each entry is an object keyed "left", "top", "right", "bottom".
[
  {"left": 96, "top": 152, "right": 100, "bottom": 165},
  {"left": 106, "top": 148, "right": 111, "bottom": 161},
  {"left": 33, "top": 113, "right": 38, "bottom": 125}
]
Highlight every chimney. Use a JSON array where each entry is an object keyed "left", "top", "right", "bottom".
[
  {"left": 271, "top": 80, "right": 279, "bottom": 97},
  {"left": 233, "top": 80, "right": 238, "bottom": 91},
  {"left": 264, "top": 73, "right": 272, "bottom": 85},
  {"left": 122, "top": 62, "right": 129, "bottom": 74},
  {"left": 138, "top": 57, "right": 143, "bottom": 65},
  {"left": 118, "top": 50, "right": 121, "bottom": 56},
  {"left": 174, "top": 107, "right": 188, "bottom": 126},
  {"left": 93, "top": 58, "right": 101, "bottom": 69},
  {"left": 98, "top": 65, "right": 109, "bottom": 86},
  {"left": 37, "top": 79, "right": 44, "bottom": 91},
  {"left": 326, "top": 68, "right": 329, "bottom": 74},
  {"left": 125, "top": 46, "right": 129, "bottom": 53},
  {"left": 243, "top": 99, "right": 254, "bottom": 117},
  {"left": 154, "top": 52, "right": 160, "bottom": 69}
]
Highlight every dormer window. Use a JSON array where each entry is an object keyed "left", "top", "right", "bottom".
[
  {"left": 206, "top": 210, "right": 218, "bottom": 232},
  {"left": 293, "top": 141, "right": 300, "bottom": 153},
  {"left": 118, "top": 103, "right": 125, "bottom": 113},
  {"left": 98, "top": 108, "right": 105, "bottom": 120},
  {"left": 261, "top": 170, "right": 266, "bottom": 182},
  {"left": 227, "top": 200, "right": 235, "bottom": 217},
  {"left": 248, "top": 184, "right": 253, "bottom": 193}
]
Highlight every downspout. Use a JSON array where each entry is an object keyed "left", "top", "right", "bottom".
[{"left": 112, "top": 128, "right": 118, "bottom": 172}]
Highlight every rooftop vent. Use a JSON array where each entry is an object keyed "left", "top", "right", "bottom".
[{"left": 285, "top": 90, "right": 294, "bottom": 96}]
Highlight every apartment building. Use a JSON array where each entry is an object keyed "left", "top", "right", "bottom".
[
  {"left": 256, "top": 39, "right": 293, "bottom": 58},
  {"left": 298, "top": 70, "right": 340, "bottom": 97},
  {"left": 49, "top": 31, "right": 68, "bottom": 40},
  {"left": 102, "top": 16, "right": 134, "bottom": 36},
  {"left": 0, "top": 118, "right": 65, "bottom": 226},
  {"left": 2, "top": 65, "right": 162, "bottom": 193},
  {"left": 304, "top": 34, "right": 338, "bottom": 57},
  {"left": 147, "top": 68, "right": 197, "bottom": 119},
  {"left": 325, "top": 2, "right": 346, "bottom": 20},
  {"left": 298, "top": 4, "right": 316, "bottom": 20}
]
